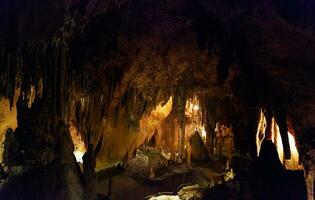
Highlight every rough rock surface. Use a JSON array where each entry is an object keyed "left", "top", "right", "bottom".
[{"left": 0, "top": 0, "right": 315, "bottom": 199}]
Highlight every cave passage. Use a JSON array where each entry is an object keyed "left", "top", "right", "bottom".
[{"left": 0, "top": 0, "right": 314, "bottom": 200}]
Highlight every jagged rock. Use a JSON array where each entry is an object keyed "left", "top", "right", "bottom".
[
  {"left": 126, "top": 148, "right": 169, "bottom": 178},
  {"left": 178, "top": 184, "right": 203, "bottom": 200},
  {"left": 128, "top": 149, "right": 149, "bottom": 168},
  {"left": 147, "top": 151, "right": 169, "bottom": 171},
  {"left": 0, "top": 0, "right": 315, "bottom": 199}
]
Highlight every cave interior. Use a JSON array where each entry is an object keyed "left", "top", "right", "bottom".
[{"left": 0, "top": 0, "right": 314, "bottom": 200}]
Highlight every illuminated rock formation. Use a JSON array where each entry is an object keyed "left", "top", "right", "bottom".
[{"left": 0, "top": 0, "right": 314, "bottom": 199}]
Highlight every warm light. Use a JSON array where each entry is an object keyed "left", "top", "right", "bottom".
[
  {"left": 256, "top": 110, "right": 302, "bottom": 170},
  {"left": 73, "top": 151, "right": 85, "bottom": 163},
  {"left": 151, "top": 96, "right": 173, "bottom": 119},
  {"left": 285, "top": 132, "right": 302, "bottom": 170},
  {"left": 256, "top": 109, "right": 266, "bottom": 156},
  {"left": 185, "top": 95, "right": 207, "bottom": 141},
  {"left": 148, "top": 195, "right": 181, "bottom": 200},
  {"left": 27, "top": 85, "right": 36, "bottom": 108},
  {"left": 0, "top": 88, "right": 19, "bottom": 163},
  {"left": 69, "top": 121, "right": 86, "bottom": 163},
  {"left": 270, "top": 118, "right": 284, "bottom": 164},
  {"left": 185, "top": 96, "right": 201, "bottom": 117},
  {"left": 135, "top": 96, "right": 173, "bottom": 148},
  {"left": 193, "top": 105, "right": 199, "bottom": 111},
  {"left": 269, "top": 119, "right": 302, "bottom": 169},
  {"left": 200, "top": 126, "right": 207, "bottom": 139}
]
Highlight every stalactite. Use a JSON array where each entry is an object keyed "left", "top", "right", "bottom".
[
  {"left": 247, "top": 106, "right": 260, "bottom": 158},
  {"left": 177, "top": 85, "right": 186, "bottom": 160},
  {"left": 275, "top": 107, "right": 291, "bottom": 160},
  {"left": 0, "top": 2, "right": 313, "bottom": 200},
  {"left": 200, "top": 95, "right": 211, "bottom": 156},
  {"left": 264, "top": 110, "right": 273, "bottom": 140},
  {"left": 57, "top": 42, "right": 69, "bottom": 120},
  {"left": 169, "top": 116, "right": 176, "bottom": 161},
  {"left": 0, "top": 52, "right": 19, "bottom": 109}
]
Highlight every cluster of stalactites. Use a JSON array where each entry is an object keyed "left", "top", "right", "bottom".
[
  {"left": 185, "top": 94, "right": 206, "bottom": 139},
  {"left": 0, "top": 38, "right": 71, "bottom": 108},
  {"left": 0, "top": 46, "right": 22, "bottom": 108}
]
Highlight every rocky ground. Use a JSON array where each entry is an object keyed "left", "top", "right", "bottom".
[
  {"left": 0, "top": 147, "right": 307, "bottom": 200},
  {"left": 95, "top": 148, "right": 250, "bottom": 200}
]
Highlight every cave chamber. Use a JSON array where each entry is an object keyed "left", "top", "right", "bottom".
[{"left": 0, "top": 0, "right": 314, "bottom": 200}]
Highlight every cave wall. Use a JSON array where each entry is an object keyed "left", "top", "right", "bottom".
[{"left": 0, "top": 0, "right": 314, "bottom": 198}]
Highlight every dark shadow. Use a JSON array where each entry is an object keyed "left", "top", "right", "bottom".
[{"left": 249, "top": 140, "right": 307, "bottom": 200}]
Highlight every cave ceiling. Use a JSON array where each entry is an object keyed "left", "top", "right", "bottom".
[{"left": 0, "top": 0, "right": 315, "bottom": 167}]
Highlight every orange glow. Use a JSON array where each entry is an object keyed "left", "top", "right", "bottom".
[
  {"left": 200, "top": 126, "right": 207, "bottom": 139},
  {"left": 0, "top": 88, "right": 20, "bottom": 163},
  {"left": 136, "top": 96, "right": 173, "bottom": 147},
  {"left": 256, "top": 109, "right": 267, "bottom": 155},
  {"left": 285, "top": 132, "right": 302, "bottom": 170},
  {"left": 27, "top": 85, "right": 36, "bottom": 108},
  {"left": 185, "top": 95, "right": 206, "bottom": 140},
  {"left": 69, "top": 121, "right": 86, "bottom": 163},
  {"left": 185, "top": 96, "right": 201, "bottom": 118},
  {"left": 150, "top": 96, "right": 173, "bottom": 119},
  {"left": 256, "top": 110, "right": 302, "bottom": 170},
  {"left": 270, "top": 118, "right": 284, "bottom": 164}
]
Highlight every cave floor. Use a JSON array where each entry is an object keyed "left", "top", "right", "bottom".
[
  {"left": 95, "top": 157, "right": 307, "bottom": 200},
  {"left": 96, "top": 160, "right": 229, "bottom": 200},
  {"left": 0, "top": 154, "right": 307, "bottom": 200}
]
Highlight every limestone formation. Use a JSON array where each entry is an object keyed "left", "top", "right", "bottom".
[{"left": 0, "top": 0, "right": 314, "bottom": 199}]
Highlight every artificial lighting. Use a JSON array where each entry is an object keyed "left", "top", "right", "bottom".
[
  {"left": 135, "top": 96, "right": 173, "bottom": 148},
  {"left": 73, "top": 150, "right": 85, "bottom": 163},
  {"left": 200, "top": 126, "right": 207, "bottom": 139},
  {"left": 69, "top": 121, "right": 87, "bottom": 163},
  {"left": 150, "top": 96, "right": 173, "bottom": 119},
  {"left": 256, "top": 110, "right": 302, "bottom": 170},
  {"left": 285, "top": 131, "right": 303, "bottom": 170},
  {"left": 185, "top": 95, "right": 207, "bottom": 141},
  {"left": 256, "top": 109, "right": 267, "bottom": 155}
]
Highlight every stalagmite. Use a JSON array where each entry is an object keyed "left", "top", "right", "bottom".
[
  {"left": 0, "top": 1, "right": 314, "bottom": 199},
  {"left": 203, "top": 96, "right": 216, "bottom": 158},
  {"left": 83, "top": 144, "right": 97, "bottom": 200}
]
